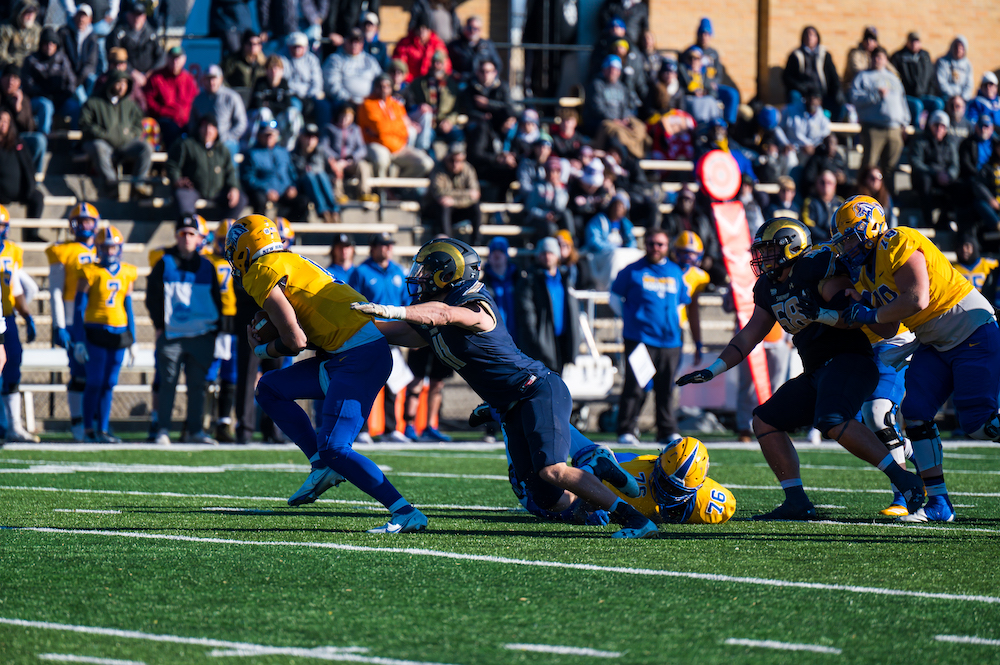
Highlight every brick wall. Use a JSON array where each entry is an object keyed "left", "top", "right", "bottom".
[
  {"left": 379, "top": 0, "right": 502, "bottom": 45},
  {"left": 648, "top": 0, "right": 760, "bottom": 100}
]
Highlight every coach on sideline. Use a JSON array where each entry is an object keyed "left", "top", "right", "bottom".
[{"left": 146, "top": 216, "right": 222, "bottom": 445}]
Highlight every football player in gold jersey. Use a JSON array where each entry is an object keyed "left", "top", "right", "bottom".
[{"left": 830, "top": 196, "right": 1000, "bottom": 522}]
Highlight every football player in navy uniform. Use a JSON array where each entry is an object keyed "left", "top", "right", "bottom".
[
  {"left": 353, "top": 238, "right": 657, "bottom": 538},
  {"left": 677, "top": 217, "right": 925, "bottom": 520}
]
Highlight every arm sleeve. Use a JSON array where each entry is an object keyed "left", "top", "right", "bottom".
[
  {"left": 231, "top": 95, "right": 248, "bottom": 141},
  {"left": 49, "top": 262, "right": 66, "bottom": 330},
  {"left": 146, "top": 259, "right": 165, "bottom": 331},
  {"left": 125, "top": 294, "right": 135, "bottom": 342},
  {"left": 72, "top": 290, "right": 87, "bottom": 341}
]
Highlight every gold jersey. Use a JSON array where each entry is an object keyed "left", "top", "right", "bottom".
[
  {"left": 679, "top": 264, "right": 710, "bottom": 326},
  {"left": 853, "top": 228, "right": 974, "bottom": 332},
  {"left": 207, "top": 252, "right": 237, "bottom": 317},
  {"left": 241, "top": 252, "right": 372, "bottom": 352},
  {"left": 607, "top": 454, "right": 736, "bottom": 525},
  {"left": 0, "top": 241, "right": 23, "bottom": 317},
  {"left": 46, "top": 241, "right": 96, "bottom": 303},
  {"left": 80, "top": 263, "right": 138, "bottom": 327},
  {"left": 952, "top": 257, "right": 999, "bottom": 293}
]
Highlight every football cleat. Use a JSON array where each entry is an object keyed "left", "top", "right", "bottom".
[
  {"left": 367, "top": 506, "right": 428, "bottom": 534},
  {"left": 419, "top": 427, "right": 452, "bottom": 442},
  {"left": 574, "top": 445, "right": 641, "bottom": 498},
  {"left": 288, "top": 466, "right": 346, "bottom": 507},
  {"left": 897, "top": 495, "right": 954, "bottom": 523},
  {"left": 403, "top": 424, "right": 419, "bottom": 440},
  {"left": 617, "top": 433, "right": 640, "bottom": 446},
  {"left": 612, "top": 519, "right": 659, "bottom": 539},
  {"left": 154, "top": 429, "right": 172, "bottom": 445},
  {"left": 7, "top": 427, "right": 40, "bottom": 443},
  {"left": 355, "top": 431, "right": 374, "bottom": 444},
  {"left": 752, "top": 499, "right": 817, "bottom": 521},
  {"left": 879, "top": 490, "right": 908, "bottom": 517},
  {"left": 893, "top": 472, "right": 926, "bottom": 514},
  {"left": 381, "top": 430, "right": 412, "bottom": 443}
]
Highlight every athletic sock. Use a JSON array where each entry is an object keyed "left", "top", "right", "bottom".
[
  {"left": 881, "top": 461, "right": 916, "bottom": 491},
  {"left": 389, "top": 498, "right": 413, "bottom": 516},
  {"left": 779, "top": 478, "right": 809, "bottom": 504},
  {"left": 322, "top": 448, "right": 404, "bottom": 510},
  {"left": 924, "top": 475, "right": 948, "bottom": 497}
]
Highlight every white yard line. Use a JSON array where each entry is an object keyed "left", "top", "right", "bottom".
[
  {"left": 725, "top": 638, "right": 841, "bottom": 655},
  {"left": 53, "top": 509, "right": 121, "bottom": 515},
  {"left": 935, "top": 635, "right": 1000, "bottom": 646},
  {"left": 503, "top": 644, "right": 621, "bottom": 658},
  {"left": 0, "top": 485, "right": 518, "bottom": 512},
  {"left": 1, "top": 618, "right": 452, "bottom": 665},
  {"left": 10, "top": 527, "right": 1000, "bottom": 605},
  {"left": 755, "top": 463, "right": 1000, "bottom": 476},
  {"left": 39, "top": 654, "right": 145, "bottom": 665},
  {"left": 813, "top": 505, "right": 846, "bottom": 509}
]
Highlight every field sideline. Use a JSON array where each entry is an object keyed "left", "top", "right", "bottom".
[{"left": 2, "top": 440, "right": 999, "bottom": 665}]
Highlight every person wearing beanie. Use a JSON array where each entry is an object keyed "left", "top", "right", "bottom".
[
  {"left": 959, "top": 114, "right": 999, "bottom": 186},
  {"left": 891, "top": 31, "right": 942, "bottom": 125},
  {"left": 482, "top": 236, "right": 519, "bottom": 339},
  {"left": 910, "top": 109, "right": 960, "bottom": 227},
  {"left": 514, "top": 235, "right": 581, "bottom": 374},
  {"left": 583, "top": 190, "right": 636, "bottom": 290},
  {"left": 58, "top": 4, "right": 100, "bottom": 104},
  {"left": 936, "top": 36, "right": 974, "bottom": 102},
  {"left": 844, "top": 26, "right": 899, "bottom": 93},
  {"left": 80, "top": 69, "right": 152, "bottom": 197},
  {"left": 966, "top": 72, "right": 1000, "bottom": 128},
  {"left": 683, "top": 16, "right": 740, "bottom": 125},
  {"left": 23, "top": 27, "right": 81, "bottom": 131},
  {"left": 107, "top": 1, "right": 162, "bottom": 78},
  {"left": 583, "top": 53, "right": 648, "bottom": 158}
]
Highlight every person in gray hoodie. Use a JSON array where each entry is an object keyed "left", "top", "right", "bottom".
[
  {"left": 280, "top": 31, "right": 322, "bottom": 100},
  {"left": 936, "top": 36, "right": 974, "bottom": 102},
  {"left": 849, "top": 47, "right": 910, "bottom": 179},
  {"left": 189, "top": 64, "right": 248, "bottom": 160},
  {"left": 322, "top": 28, "right": 382, "bottom": 107}
]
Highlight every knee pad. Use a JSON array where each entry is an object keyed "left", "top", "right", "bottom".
[
  {"left": 68, "top": 376, "right": 87, "bottom": 392},
  {"left": 862, "top": 398, "right": 905, "bottom": 450},
  {"left": 968, "top": 412, "right": 1000, "bottom": 442},
  {"left": 906, "top": 420, "right": 943, "bottom": 472}
]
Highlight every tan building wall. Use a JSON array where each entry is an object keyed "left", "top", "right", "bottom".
[
  {"left": 647, "top": 0, "right": 1000, "bottom": 103},
  {"left": 648, "top": 0, "right": 759, "bottom": 100},
  {"left": 379, "top": 0, "right": 500, "bottom": 46}
]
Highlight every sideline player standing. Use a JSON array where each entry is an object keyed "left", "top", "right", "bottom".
[
  {"left": 830, "top": 196, "right": 1000, "bottom": 522},
  {"left": 352, "top": 238, "right": 655, "bottom": 538},
  {"left": 72, "top": 226, "right": 138, "bottom": 442},
  {"left": 0, "top": 206, "right": 38, "bottom": 442},
  {"left": 677, "top": 217, "right": 925, "bottom": 519},
  {"left": 47, "top": 203, "right": 99, "bottom": 441},
  {"left": 226, "top": 215, "right": 427, "bottom": 534}
]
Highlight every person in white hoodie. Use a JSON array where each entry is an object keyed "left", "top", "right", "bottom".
[{"left": 936, "top": 36, "right": 974, "bottom": 102}]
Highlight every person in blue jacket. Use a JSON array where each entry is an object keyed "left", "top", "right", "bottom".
[{"left": 240, "top": 118, "right": 308, "bottom": 220}]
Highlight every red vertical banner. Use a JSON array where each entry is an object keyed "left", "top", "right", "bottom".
[{"left": 712, "top": 201, "right": 772, "bottom": 404}]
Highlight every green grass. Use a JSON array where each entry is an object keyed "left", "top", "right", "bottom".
[{"left": 1, "top": 443, "right": 999, "bottom": 664}]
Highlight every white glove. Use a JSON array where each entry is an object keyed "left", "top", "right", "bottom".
[
  {"left": 214, "top": 333, "right": 232, "bottom": 360},
  {"left": 125, "top": 344, "right": 138, "bottom": 368},
  {"left": 73, "top": 342, "right": 89, "bottom": 364},
  {"left": 350, "top": 302, "right": 407, "bottom": 320}
]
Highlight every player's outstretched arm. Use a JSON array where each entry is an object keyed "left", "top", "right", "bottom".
[
  {"left": 677, "top": 305, "right": 775, "bottom": 385},
  {"left": 373, "top": 320, "right": 429, "bottom": 348},
  {"left": 352, "top": 301, "right": 494, "bottom": 332}
]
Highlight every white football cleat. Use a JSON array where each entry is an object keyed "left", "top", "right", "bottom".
[
  {"left": 367, "top": 507, "right": 428, "bottom": 534},
  {"left": 617, "top": 433, "right": 640, "bottom": 446}
]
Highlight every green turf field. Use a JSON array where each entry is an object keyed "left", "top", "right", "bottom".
[{"left": 2, "top": 441, "right": 999, "bottom": 664}]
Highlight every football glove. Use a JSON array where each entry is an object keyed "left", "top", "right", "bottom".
[
  {"left": 843, "top": 302, "right": 879, "bottom": 327},
  {"left": 796, "top": 288, "right": 839, "bottom": 326},
  {"left": 73, "top": 341, "right": 89, "bottom": 364},
  {"left": 350, "top": 302, "right": 407, "bottom": 320},
  {"left": 24, "top": 315, "right": 36, "bottom": 343},
  {"left": 56, "top": 327, "right": 72, "bottom": 350},
  {"left": 677, "top": 369, "right": 713, "bottom": 385},
  {"left": 125, "top": 344, "right": 139, "bottom": 368}
]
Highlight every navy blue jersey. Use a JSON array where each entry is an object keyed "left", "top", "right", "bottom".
[
  {"left": 753, "top": 245, "right": 872, "bottom": 372},
  {"left": 410, "top": 281, "right": 550, "bottom": 412}
]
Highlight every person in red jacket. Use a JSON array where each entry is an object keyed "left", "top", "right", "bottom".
[
  {"left": 144, "top": 45, "right": 199, "bottom": 150},
  {"left": 392, "top": 17, "right": 451, "bottom": 84}
]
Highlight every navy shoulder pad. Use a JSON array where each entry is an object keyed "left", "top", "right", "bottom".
[{"left": 445, "top": 280, "right": 490, "bottom": 307}]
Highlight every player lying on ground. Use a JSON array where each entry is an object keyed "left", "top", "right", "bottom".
[
  {"left": 677, "top": 217, "right": 925, "bottom": 520},
  {"left": 226, "top": 214, "right": 427, "bottom": 534},
  {"left": 469, "top": 403, "right": 735, "bottom": 525},
  {"left": 352, "top": 237, "right": 657, "bottom": 538},
  {"left": 823, "top": 195, "right": 1000, "bottom": 522}
]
